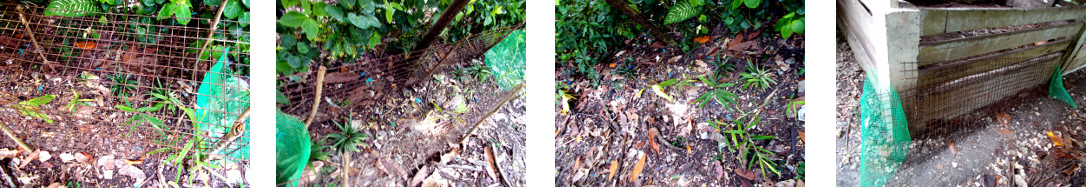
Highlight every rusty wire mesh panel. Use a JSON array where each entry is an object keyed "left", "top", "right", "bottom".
[
  {"left": 0, "top": 3, "right": 250, "bottom": 161},
  {"left": 276, "top": 24, "right": 523, "bottom": 119},
  {"left": 906, "top": 55, "right": 1065, "bottom": 137}
]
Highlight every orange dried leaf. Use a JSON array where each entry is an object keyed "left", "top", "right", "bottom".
[
  {"left": 648, "top": 129, "right": 660, "bottom": 153},
  {"left": 73, "top": 41, "right": 96, "bottom": 50},
  {"left": 608, "top": 160, "right": 619, "bottom": 181},
  {"left": 573, "top": 157, "right": 581, "bottom": 170},
  {"left": 609, "top": 62, "right": 617, "bottom": 68},
  {"left": 686, "top": 145, "right": 692, "bottom": 154},
  {"left": 123, "top": 158, "right": 142, "bottom": 166},
  {"left": 1047, "top": 131, "right": 1064, "bottom": 147},
  {"left": 694, "top": 35, "right": 711, "bottom": 44},
  {"left": 629, "top": 154, "right": 646, "bottom": 183}
]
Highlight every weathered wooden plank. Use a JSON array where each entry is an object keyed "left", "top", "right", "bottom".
[
  {"left": 919, "top": 40, "right": 1072, "bottom": 87},
  {"left": 1067, "top": 56, "right": 1086, "bottom": 75},
  {"left": 1063, "top": 26, "right": 1086, "bottom": 74},
  {"left": 918, "top": 23, "right": 1082, "bottom": 64},
  {"left": 886, "top": 10, "right": 921, "bottom": 93},
  {"left": 838, "top": 0, "right": 881, "bottom": 73},
  {"left": 920, "top": 7, "right": 1086, "bottom": 35}
]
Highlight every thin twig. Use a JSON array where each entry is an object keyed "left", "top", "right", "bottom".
[
  {"left": 305, "top": 66, "right": 327, "bottom": 128},
  {"left": 0, "top": 117, "right": 31, "bottom": 152},
  {"left": 459, "top": 82, "right": 524, "bottom": 144},
  {"left": 341, "top": 152, "right": 350, "bottom": 187},
  {"left": 193, "top": 0, "right": 231, "bottom": 80},
  {"left": 429, "top": 161, "right": 484, "bottom": 171},
  {"left": 16, "top": 6, "right": 52, "bottom": 71},
  {"left": 0, "top": 163, "right": 14, "bottom": 188}
]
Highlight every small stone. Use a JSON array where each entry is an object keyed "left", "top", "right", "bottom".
[{"left": 38, "top": 151, "right": 51, "bottom": 162}]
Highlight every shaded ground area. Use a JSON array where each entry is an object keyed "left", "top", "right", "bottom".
[
  {"left": 555, "top": 28, "right": 805, "bottom": 186},
  {"left": 836, "top": 36, "right": 1086, "bottom": 187},
  {"left": 289, "top": 57, "right": 527, "bottom": 187}
]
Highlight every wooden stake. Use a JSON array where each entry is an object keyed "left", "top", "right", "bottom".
[
  {"left": 459, "top": 82, "right": 524, "bottom": 144},
  {"left": 194, "top": 0, "right": 231, "bottom": 79},
  {"left": 0, "top": 120, "right": 31, "bottom": 152},
  {"left": 305, "top": 66, "right": 327, "bottom": 128},
  {"left": 16, "top": 6, "right": 52, "bottom": 70}
]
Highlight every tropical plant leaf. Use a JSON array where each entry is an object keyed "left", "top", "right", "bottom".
[
  {"left": 348, "top": 13, "right": 383, "bottom": 29},
  {"left": 663, "top": 1, "right": 701, "bottom": 25},
  {"left": 278, "top": 11, "right": 309, "bottom": 27},
  {"left": 45, "top": 0, "right": 102, "bottom": 17}
]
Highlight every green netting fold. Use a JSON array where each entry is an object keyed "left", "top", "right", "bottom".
[
  {"left": 858, "top": 74, "right": 911, "bottom": 187},
  {"left": 1050, "top": 66, "right": 1076, "bottom": 109},
  {"left": 196, "top": 47, "right": 250, "bottom": 161},
  {"left": 484, "top": 29, "right": 526, "bottom": 90},
  {"left": 276, "top": 110, "right": 310, "bottom": 187}
]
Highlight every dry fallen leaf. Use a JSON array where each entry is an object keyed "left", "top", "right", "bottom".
[
  {"left": 573, "top": 157, "right": 582, "bottom": 171},
  {"left": 798, "top": 131, "right": 805, "bottom": 143},
  {"left": 998, "top": 128, "right": 1015, "bottom": 136},
  {"left": 1047, "top": 131, "right": 1064, "bottom": 147},
  {"left": 609, "top": 62, "right": 617, "bottom": 68},
  {"left": 996, "top": 112, "right": 1010, "bottom": 126},
  {"left": 648, "top": 129, "right": 660, "bottom": 153},
  {"left": 946, "top": 139, "right": 958, "bottom": 156},
  {"left": 713, "top": 161, "right": 724, "bottom": 181},
  {"left": 686, "top": 145, "right": 692, "bottom": 154},
  {"left": 629, "top": 153, "right": 646, "bottom": 183},
  {"left": 484, "top": 146, "right": 499, "bottom": 181},
  {"left": 735, "top": 168, "right": 755, "bottom": 180},
  {"left": 73, "top": 41, "right": 96, "bottom": 49},
  {"left": 693, "top": 35, "right": 711, "bottom": 44},
  {"left": 608, "top": 160, "right": 619, "bottom": 181}
]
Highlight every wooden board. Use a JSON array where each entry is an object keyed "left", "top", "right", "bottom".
[
  {"left": 918, "top": 23, "right": 1082, "bottom": 63},
  {"left": 838, "top": 0, "right": 881, "bottom": 74},
  {"left": 918, "top": 40, "right": 1072, "bottom": 87},
  {"left": 920, "top": 7, "right": 1086, "bottom": 35}
]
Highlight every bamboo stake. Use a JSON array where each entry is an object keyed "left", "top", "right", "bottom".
[
  {"left": 305, "top": 66, "right": 327, "bottom": 128},
  {"left": 341, "top": 152, "right": 350, "bottom": 187},
  {"left": 204, "top": 106, "right": 251, "bottom": 157},
  {"left": 459, "top": 82, "right": 524, "bottom": 144},
  {"left": 0, "top": 120, "right": 31, "bottom": 152},
  {"left": 16, "top": 6, "right": 53, "bottom": 70},
  {"left": 194, "top": 0, "right": 231, "bottom": 80}
]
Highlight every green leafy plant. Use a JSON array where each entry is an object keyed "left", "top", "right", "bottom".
[
  {"left": 156, "top": 0, "right": 194, "bottom": 25},
  {"left": 467, "top": 64, "right": 493, "bottom": 82},
  {"left": 65, "top": 89, "right": 95, "bottom": 114},
  {"left": 740, "top": 61, "right": 776, "bottom": 91},
  {"left": 109, "top": 73, "right": 137, "bottom": 98},
  {"left": 148, "top": 79, "right": 178, "bottom": 113},
  {"left": 614, "top": 64, "right": 639, "bottom": 79},
  {"left": 115, "top": 98, "right": 166, "bottom": 127},
  {"left": 44, "top": 0, "right": 103, "bottom": 17},
  {"left": 663, "top": 0, "right": 702, "bottom": 24},
  {"left": 327, "top": 119, "right": 369, "bottom": 153},
  {"left": 786, "top": 100, "right": 804, "bottom": 119},
  {"left": 711, "top": 117, "right": 781, "bottom": 179},
  {"left": 11, "top": 95, "right": 56, "bottom": 123},
  {"left": 651, "top": 78, "right": 679, "bottom": 102},
  {"left": 774, "top": 10, "right": 804, "bottom": 38},
  {"left": 694, "top": 75, "right": 738, "bottom": 109}
]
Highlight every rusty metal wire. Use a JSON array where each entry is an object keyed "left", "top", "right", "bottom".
[{"left": 0, "top": 3, "right": 250, "bottom": 161}]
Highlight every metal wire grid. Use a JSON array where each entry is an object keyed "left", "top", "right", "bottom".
[
  {"left": 0, "top": 3, "right": 250, "bottom": 161},
  {"left": 276, "top": 24, "right": 522, "bottom": 118}
]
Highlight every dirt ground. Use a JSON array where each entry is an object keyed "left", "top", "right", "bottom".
[
  {"left": 836, "top": 36, "right": 1086, "bottom": 187},
  {"left": 554, "top": 27, "right": 805, "bottom": 186},
  {"left": 290, "top": 57, "right": 527, "bottom": 187}
]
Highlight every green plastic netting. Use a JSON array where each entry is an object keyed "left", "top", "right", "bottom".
[
  {"left": 858, "top": 74, "right": 912, "bottom": 187},
  {"left": 484, "top": 29, "right": 526, "bottom": 90},
  {"left": 276, "top": 110, "right": 310, "bottom": 186},
  {"left": 195, "top": 47, "right": 250, "bottom": 161},
  {"left": 1050, "top": 66, "right": 1076, "bottom": 109}
]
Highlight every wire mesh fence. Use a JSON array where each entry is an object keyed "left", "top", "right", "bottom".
[
  {"left": 276, "top": 23, "right": 523, "bottom": 119},
  {"left": 0, "top": 3, "right": 250, "bottom": 162}
]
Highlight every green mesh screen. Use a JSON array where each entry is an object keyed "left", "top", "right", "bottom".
[
  {"left": 484, "top": 29, "right": 526, "bottom": 90},
  {"left": 276, "top": 110, "right": 310, "bottom": 186},
  {"left": 858, "top": 74, "right": 912, "bottom": 187},
  {"left": 1050, "top": 66, "right": 1076, "bottom": 109},
  {"left": 196, "top": 47, "right": 250, "bottom": 161}
]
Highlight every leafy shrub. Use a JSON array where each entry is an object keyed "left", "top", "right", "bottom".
[{"left": 694, "top": 75, "right": 738, "bottom": 109}]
